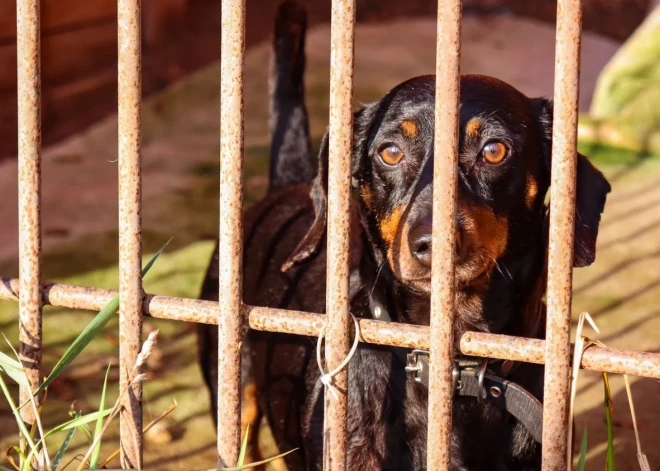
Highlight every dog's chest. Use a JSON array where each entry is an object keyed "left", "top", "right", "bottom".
[{"left": 304, "top": 344, "right": 540, "bottom": 471}]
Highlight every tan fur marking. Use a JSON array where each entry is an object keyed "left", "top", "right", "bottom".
[
  {"left": 466, "top": 118, "right": 481, "bottom": 137},
  {"left": 361, "top": 185, "right": 373, "bottom": 210},
  {"left": 380, "top": 206, "right": 403, "bottom": 244},
  {"left": 526, "top": 175, "right": 538, "bottom": 209},
  {"left": 239, "top": 381, "right": 261, "bottom": 467},
  {"left": 468, "top": 205, "right": 509, "bottom": 261},
  {"left": 400, "top": 120, "right": 418, "bottom": 138}
]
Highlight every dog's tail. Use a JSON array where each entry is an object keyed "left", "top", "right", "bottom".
[{"left": 267, "top": 1, "right": 315, "bottom": 190}]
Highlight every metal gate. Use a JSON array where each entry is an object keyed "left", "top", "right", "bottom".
[{"left": 5, "top": 0, "right": 660, "bottom": 470}]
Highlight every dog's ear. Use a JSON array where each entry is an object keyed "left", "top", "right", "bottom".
[
  {"left": 281, "top": 103, "right": 376, "bottom": 272},
  {"left": 280, "top": 132, "right": 329, "bottom": 272},
  {"left": 533, "top": 97, "right": 612, "bottom": 268}
]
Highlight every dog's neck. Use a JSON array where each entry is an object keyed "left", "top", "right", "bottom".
[{"left": 355, "top": 227, "right": 547, "bottom": 340}]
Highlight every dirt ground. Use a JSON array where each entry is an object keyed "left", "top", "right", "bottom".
[{"left": 0, "top": 15, "right": 659, "bottom": 471}]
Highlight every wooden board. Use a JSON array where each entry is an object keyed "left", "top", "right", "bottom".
[{"left": 0, "top": 0, "right": 116, "bottom": 41}]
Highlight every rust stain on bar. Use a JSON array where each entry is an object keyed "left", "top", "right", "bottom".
[
  {"left": 542, "top": 0, "right": 582, "bottom": 468},
  {"left": 217, "top": 0, "right": 246, "bottom": 466},
  {"left": 2, "top": 279, "right": 660, "bottom": 379},
  {"left": 16, "top": 0, "right": 43, "bottom": 427},
  {"left": 428, "top": 0, "right": 461, "bottom": 469},
  {"left": 324, "top": 1, "right": 356, "bottom": 469},
  {"left": 117, "top": 0, "right": 143, "bottom": 466},
  {"left": 460, "top": 332, "right": 660, "bottom": 380}
]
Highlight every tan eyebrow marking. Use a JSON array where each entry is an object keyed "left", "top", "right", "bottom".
[
  {"left": 400, "top": 120, "right": 418, "bottom": 138},
  {"left": 466, "top": 118, "right": 482, "bottom": 137}
]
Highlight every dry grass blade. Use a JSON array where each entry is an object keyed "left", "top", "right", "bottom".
[
  {"left": 567, "top": 312, "right": 599, "bottom": 468},
  {"left": 74, "top": 373, "right": 147, "bottom": 471},
  {"left": 2, "top": 336, "right": 51, "bottom": 469},
  {"left": 623, "top": 375, "right": 651, "bottom": 471},
  {"left": 135, "top": 330, "right": 159, "bottom": 370},
  {"left": 5, "top": 446, "right": 24, "bottom": 471},
  {"left": 96, "top": 401, "right": 177, "bottom": 468}
]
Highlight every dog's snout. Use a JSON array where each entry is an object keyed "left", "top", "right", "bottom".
[
  {"left": 408, "top": 223, "right": 432, "bottom": 267},
  {"left": 408, "top": 220, "right": 463, "bottom": 267}
]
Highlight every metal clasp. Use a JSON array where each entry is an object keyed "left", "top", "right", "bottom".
[
  {"left": 405, "top": 349, "right": 429, "bottom": 383},
  {"left": 456, "top": 356, "right": 489, "bottom": 401}
]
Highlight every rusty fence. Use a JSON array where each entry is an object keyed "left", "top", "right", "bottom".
[{"left": 4, "top": 0, "right": 660, "bottom": 470}]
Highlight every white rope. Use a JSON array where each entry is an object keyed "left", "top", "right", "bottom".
[{"left": 316, "top": 312, "right": 361, "bottom": 400}]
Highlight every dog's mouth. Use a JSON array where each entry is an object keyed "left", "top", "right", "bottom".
[
  {"left": 395, "top": 257, "right": 496, "bottom": 296},
  {"left": 391, "top": 219, "right": 501, "bottom": 296}
]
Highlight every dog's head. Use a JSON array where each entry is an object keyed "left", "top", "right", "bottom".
[{"left": 284, "top": 74, "right": 610, "bottom": 304}]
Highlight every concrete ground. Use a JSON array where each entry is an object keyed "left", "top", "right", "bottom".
[{"left": 1, "top": 14, "right": 658, "bottom": 470}]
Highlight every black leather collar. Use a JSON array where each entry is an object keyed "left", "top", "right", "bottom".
[{"left": 367, "top": 292, "right": 544, "bottom": 444}]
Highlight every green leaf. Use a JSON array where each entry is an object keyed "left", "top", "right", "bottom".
[
  {"left": 576, "top": 425, "right": 588, "bottom": 471},
  {"left": 603, "top": 372, "right": 615, "bottom": 471},
  {"left": 236, "top": 425, "right": 249, "bottom": 466},
  {"left": 23, "top": 408, "right": 113, "bottom": 469},
  {"left": 32, "top": 239, "right": 171, "bottom": 398},
  {"left": 52, "top": 413, "right": 80, "bottom": 470},
  {"left": 219, "top": 448, "right": 298, "bottom": 471},
  {"left": 0, "top": 351, "right": 28, "bottom": 386},
  {"left": 0, "top": 373, "right": 37, "bottom": 460},
  {"left": 58, "top": 408, "right": 113, "bottom": 432},
  {"left": 89, "top": 364, "right": 111, "bottom": 469}
]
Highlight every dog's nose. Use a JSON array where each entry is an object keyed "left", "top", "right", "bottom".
[
  {"left": 409, "top": 223, "right": 463, "bottom": 267},
  {"left": 408, "top": 223, "right": 432, "bottom": 267}
]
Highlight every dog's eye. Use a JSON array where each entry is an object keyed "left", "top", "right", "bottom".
[
  {"left": 379, "top": 145, "right": 404, "bottom": 165},
  {"left": 481, "top": 141, "right": 507, "bottom": 164}
]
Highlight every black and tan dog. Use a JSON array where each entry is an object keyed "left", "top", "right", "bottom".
[{"left": 198, "top": 4, "right": 611, "bottom": 470}]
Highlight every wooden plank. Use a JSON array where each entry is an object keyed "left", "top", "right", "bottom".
[
  {"left": 0, "top": 0, "right": 116, "bottom": 41},
  {"left": 0, "top": 20, "right": 117, "bottom": 92},
  {"left": 0, "top": 68, "right": 117, "bottom": 159}
]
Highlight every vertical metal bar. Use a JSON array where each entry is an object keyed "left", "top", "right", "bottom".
[
  {"left": 542, "top": 0, "right": 582, "bottom": 468},
  {"left": 16, "top": 0, "right": 42, "bottom": 428},
  {"left": 427, "top": 0, "right": 461, "bottom": 469},
  {"left": 217, "top": 0, "right": 245, "bottom": 467},
  {"left": 117, "top": 0, "right": 143, "bottom": 466},
  {"left": 323, "top": 0, "right": 355, "bottom": 469}
]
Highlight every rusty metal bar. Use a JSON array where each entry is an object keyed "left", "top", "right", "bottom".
[
  {"left": 323, "top": 1, "right": 356, "bottom": 469},
  {"left": 16, "top": 0, "right": 42, "bottom": 429},
  {"left": 2, "top": 278, "right": 660, "bottom": 379},
  {"left": 542, "top": 0, "right": 583, "bottom": 468},
  {"left": 460, "top": 332, "right": 660, "bottom": 379},
  {"left": 427, "top": 0, "right": 462, "bottom": 469},
  {"left": 117, "top": 0, "right": 143, "bottom": 466},
  {"left": 217, "top": 0, "right": 246, "bottom": 466}
]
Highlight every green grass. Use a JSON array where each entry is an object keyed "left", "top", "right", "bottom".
[{"left": 578, "top": 141, "right": 654, "bottom": 167}]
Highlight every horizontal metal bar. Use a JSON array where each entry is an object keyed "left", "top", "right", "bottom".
[{"left": 1, "top": 278, "right": 659, "bottom": 380}]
